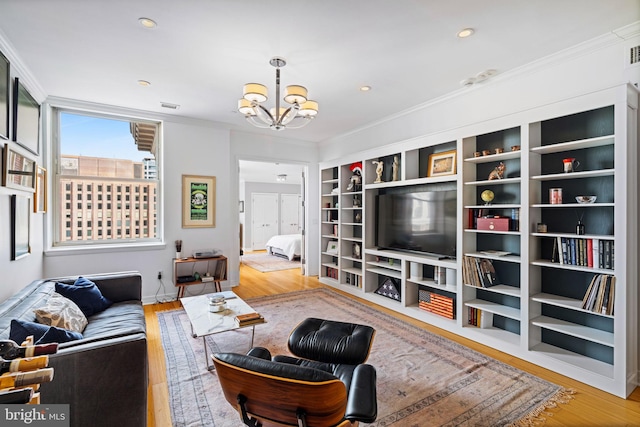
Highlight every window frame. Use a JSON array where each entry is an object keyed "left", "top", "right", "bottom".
[{"left": 48, "top": 105, "right": 163, "bottom": 252}]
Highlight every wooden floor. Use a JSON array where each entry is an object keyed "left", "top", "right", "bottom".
[{"left": 145, "top": 262, "right": 640, "bottom": 427}]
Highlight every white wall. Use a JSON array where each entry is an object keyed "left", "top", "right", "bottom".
[{"left": 42, "top": 117, "right": 234, "bottom": 302}]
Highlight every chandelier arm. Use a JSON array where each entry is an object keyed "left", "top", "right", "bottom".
[
  {"left": 253, "top": 103, "right": 275, "bottom": 125},
  {"left": 245, "top": 115, "right": 272, "bottom": 129},
  {"left": 277, "top": 104, "right": 300, "bottom": 126}
]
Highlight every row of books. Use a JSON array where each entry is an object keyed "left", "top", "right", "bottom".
[
  {"left": 325, "top": 267, "right": 339, "bottom": 279},
  {"left": 345, "top": 273, "right": 361, "bottom": 288},
  {"left": 418, "top": 289, "right": 455, "bottom": 319},
  {"left": 462, "top": 256, "right": 498, "bottom": 288},
  {"left": 552, "top": 237, "right": 614, "bottom": 269},
  {"left": 468, "top": 307, "right": 493, "bottom": 328},
  {"left": 582, "top": 274, "right": 615, "bottom": 315},
  {"left": 234, "top": 312, "right": 265, "bottom": 327}
]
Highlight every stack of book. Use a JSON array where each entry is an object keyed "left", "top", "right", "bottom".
[
  {"left": 582, "top": 274, "right": 615, "bottom": 315},
  {"left": 235, "top": 312, "right": 265, "bottom": 327}
]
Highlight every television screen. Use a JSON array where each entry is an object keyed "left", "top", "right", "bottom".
[{"left": 376, "top": 189, "right": 457, "bottom": 257}]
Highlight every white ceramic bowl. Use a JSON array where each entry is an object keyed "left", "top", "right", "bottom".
[{"left": 575, "top": 195, "right": 597, "bottom": 204}]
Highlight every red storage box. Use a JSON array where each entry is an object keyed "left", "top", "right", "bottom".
[{"left": 476, "top": 217, "right": 510, "bottom": 231}]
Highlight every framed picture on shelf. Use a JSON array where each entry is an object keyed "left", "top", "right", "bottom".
[
  {"left": 10, "top": 194, "right": 31, "bottom": 260},
  {"left": 0, "top": 51, "right": 9, "bottom": 140},
  {"left": 326, "top": 240, "right": 338, "bottom": 254},
  {"left": 182, "top": 174, "right": 216, "bottom": 228},
  {"left": 2, "top": 142, "right": 36, "bottom": 192},
  {"left": 12, "top": 78, "right": 41, "bottom": 156},
  {"left": 34, "top": 166, "right": 47, "bottom": 213},
  {"left": 427, "top": 149, "right": 457, "bottom": 177}
]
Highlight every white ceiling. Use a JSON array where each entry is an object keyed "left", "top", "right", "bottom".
[
  {"left": 239, "top": 160, "right": 303, "bottom": 185},
  {"left": 0, "top": 1, "right": 638, "bottom": 147}
]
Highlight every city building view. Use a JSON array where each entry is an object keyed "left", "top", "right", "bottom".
[{"left": 58, "top": 154, "right": 157, "bottom": 242}]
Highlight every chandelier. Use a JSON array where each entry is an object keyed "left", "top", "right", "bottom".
[{"left": 238, "top": 57, "right": 318, "bottom": 131}]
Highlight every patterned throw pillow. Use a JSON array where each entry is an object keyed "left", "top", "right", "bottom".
[{"left": 34, "top": 292, "right": 88, "bottom": 333}]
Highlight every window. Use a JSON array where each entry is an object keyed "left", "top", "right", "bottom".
[{"left": 52, "top": 108, "right": 161, "bottom": 247}]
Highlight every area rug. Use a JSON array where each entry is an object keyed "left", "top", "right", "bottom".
[
  {"left": 241, "top": 252, "right": 300, "bottom": 272},
  {"left": 158, "top": 288, "right": 573, "bottom": 426}
]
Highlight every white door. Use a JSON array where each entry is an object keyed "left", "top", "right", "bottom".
[
  {"left": 251, "top": 193, "right": 278, "bottom": 250},
  {"left": 280, "top": 193, "right": 301, "bottom": 234}
]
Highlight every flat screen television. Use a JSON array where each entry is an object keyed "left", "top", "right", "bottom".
[{"left": 376, "top": 189, "right": 457, "bottom": 258}]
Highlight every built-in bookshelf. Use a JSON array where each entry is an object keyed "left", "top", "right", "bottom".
[
  {"left": 318, "top": 83, "right": 638, "bottom": 398},
  {"left": 461, "top": 126, "right": 523, "bottom": 345}
]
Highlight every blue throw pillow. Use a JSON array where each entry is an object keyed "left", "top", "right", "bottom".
[
  {"left": 10, "top": 319, "right": 83, "bottom": 344},
  {"left": 55, "top": 277, "right": 112, "bottom": 317}
]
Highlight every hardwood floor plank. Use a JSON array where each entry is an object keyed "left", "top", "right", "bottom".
[{"left": 145, "top": 262, "right": 640, "bottom": 427}]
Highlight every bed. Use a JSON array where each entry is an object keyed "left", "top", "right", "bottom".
[{"left": 265, "top": 234, "right": 302, "bottom": 261}]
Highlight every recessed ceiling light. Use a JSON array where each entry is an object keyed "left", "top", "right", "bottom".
[
  {"left": 457, "top": 28, "right": 475, "bottom": 38},
  {"left": 137, "top": 80, "right": 151, "bottom": 87},
  {"left": 360, "top": 86, "right": 372, "bottom": 92},
  {"left": 138, "top": 17, "right": 157, "bottom": 29}
]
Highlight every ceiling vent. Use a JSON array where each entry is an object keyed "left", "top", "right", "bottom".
[
  {"left": 630, "top": 46, "right": 640, "bottom": 65},
  {"left": 160, "top": 102, "right": 180, "bottom": 109}
]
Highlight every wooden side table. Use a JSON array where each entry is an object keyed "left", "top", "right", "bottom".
[{"left": 173, "top": 255, "right": 227, "bottom": 298}]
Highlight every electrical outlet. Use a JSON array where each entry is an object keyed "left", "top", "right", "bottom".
[{"left": 157, "top": 271, "right": 162, "bottom": 280}]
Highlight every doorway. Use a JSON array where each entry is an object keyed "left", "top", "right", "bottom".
[{"left": 239, "top": 160, "right": 308, "bottom": 278}]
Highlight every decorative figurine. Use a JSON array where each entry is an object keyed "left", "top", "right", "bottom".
[
  {"left": 488, "top": 162, "right": 506, "bottom": 180},
  {"left": 392, "top": 155, "right": 399, "bottom": 181},
  {"left": 346, "top": 162, "right": 363, "bottom": 191},
  {"left": 372, "top": 160, "right": 384, "bottom": 183}
]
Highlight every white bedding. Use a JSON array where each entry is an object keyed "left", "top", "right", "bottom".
[{"left": 265, "top": 234, "right": 302, "bottom": 261}]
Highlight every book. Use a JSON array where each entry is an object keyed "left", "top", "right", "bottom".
[
  {"left": 586, "top": 239, "right": 593, "bottom": 267},
  {"left": 235, "top": 312, "right": 265, "bottom": 326},
  {"left": 235, "top": 312, "right": 261, "bottom": 322},
  {"left": 235, "top": 316, "right": 265, "bottom": 327}
]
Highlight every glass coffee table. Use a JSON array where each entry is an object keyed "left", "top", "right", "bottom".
[{"left": 180, "top": 291, "right": 263, "bottom": 370}]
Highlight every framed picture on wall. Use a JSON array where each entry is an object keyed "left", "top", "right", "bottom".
[
  {"left": 0, "top": 51, "right": 9, "bottom": 141},
  {"left": 182, "top": 174, "right": 216, "bottom": 228},
  {"left": 12, "top": 77, "right": 40, "bottom": 155},
  {"left": 2, "top": 142, "right": 36, "bottom": 192},
  {"left": 10, "top": 194, "right": 31, "bottom": 260}
]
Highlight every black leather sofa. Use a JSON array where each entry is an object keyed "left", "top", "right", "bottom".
[{"left": 0, "top": 271, "right": 147, "bottom": 427}]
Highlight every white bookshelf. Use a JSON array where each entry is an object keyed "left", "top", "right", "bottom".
[{"left": 318, "top": 84, "right": 638, "bottom": 398}]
